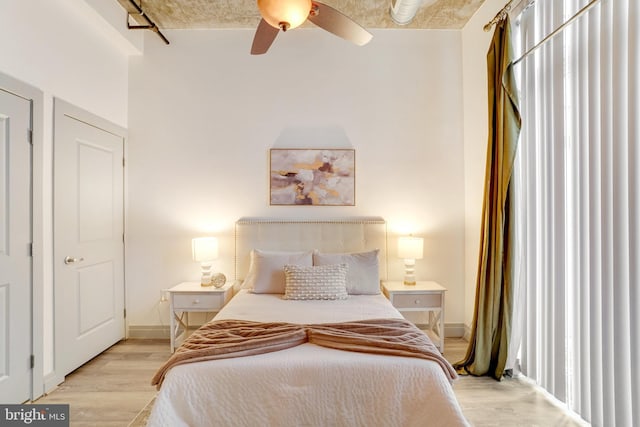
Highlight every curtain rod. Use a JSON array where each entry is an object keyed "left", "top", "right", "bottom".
[
  {"left": 126, "top": 0, "right": 170, "bottom": 45},
  {"left": 484, "top": 0, "right": 533, "bottom": 32},
  {"left": 484, "top": 1, "right": 513, "bottom": 31},
  {"left": 512, "top": 0, "right": 601, "bottom": 66}
]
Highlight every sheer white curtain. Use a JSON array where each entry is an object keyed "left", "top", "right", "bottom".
[{"left": 513, "top": 0, "right": 639, "bottom": 426}]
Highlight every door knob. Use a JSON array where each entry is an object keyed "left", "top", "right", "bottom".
[{"left": 64, "top": 256, "right": 84, "bottom": 265}]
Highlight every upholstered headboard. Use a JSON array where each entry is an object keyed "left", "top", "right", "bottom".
[{"left": 234, "top": 217, "right": 388, "bottom": 283}]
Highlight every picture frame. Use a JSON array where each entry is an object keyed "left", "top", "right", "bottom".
[{"left": 269, "top": 149, "right": 355, "bottom": 206}]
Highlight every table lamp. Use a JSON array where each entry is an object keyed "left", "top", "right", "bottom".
[
  {"left": 398, "top": 236, "right": 423, "bottom": 285},
  {"left": 192, "top": 237, "right": 219, "bottom": 286}
]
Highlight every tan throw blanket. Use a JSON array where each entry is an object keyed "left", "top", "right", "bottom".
[{"left": 152, "top": 318, "right": 457, "bottom": 388}]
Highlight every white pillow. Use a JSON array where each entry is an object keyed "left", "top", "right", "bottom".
[
  {"left": 283, "top": 264, "right": 349, "bottom": 300},
  {"left": 244, "top": 249, "right": 313, "bottom": 294},
  {"left": 313, "top": 249, "right": 380, "bottom": 295}
]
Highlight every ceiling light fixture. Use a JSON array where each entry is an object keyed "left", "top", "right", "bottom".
[
  {"left": 258, "top": 0, "right": 312, "bottom": 31},
  {"left": 251, "top": 0, "right": 372, "bottom": 55}
]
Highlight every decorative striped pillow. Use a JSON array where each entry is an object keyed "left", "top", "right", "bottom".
[{"left": 283, "top": 264, "right": 349, "bottom": 300}]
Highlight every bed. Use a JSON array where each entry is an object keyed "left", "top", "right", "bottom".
[{"left": 148, "top": 218, "right": 469, "bottom": 427}]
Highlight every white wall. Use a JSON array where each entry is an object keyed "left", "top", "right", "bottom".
[
  {"left": 461, "top": 0, "right": 510, "bottom": 331},
  {"left": 0, "top": 0, "right": 135, "bottom": 128},
  {"left": 0, "top": 0, "right": 497, "bottom": 352},
  {"left": 126, "top": 28, "right": 467, "bottom": 331},
  {"left": 0, "top": 0, "right": 509, "bottom": 390},
  {"left": 0, "top": 0, "right": 137, "bottom": 385}
]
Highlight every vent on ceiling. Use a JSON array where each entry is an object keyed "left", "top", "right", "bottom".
[{"left": 389, "top": 0, "right": 424, "bottom": 25}]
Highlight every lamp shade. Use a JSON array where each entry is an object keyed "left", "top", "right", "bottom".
[
  {"left": 192, "top": 237, "right": 219, "bottom": 262},
  {"left": 257, "top": 0, "right": 311, "bottom": 30},
  {"left": 398, "top": 236, "right": 424, "bottom": 260}
]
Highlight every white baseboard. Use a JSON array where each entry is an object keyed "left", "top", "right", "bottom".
[
  {"left": 43, "top": 372, "right": 62, "bottom": 395},
  {"left": 128, "top": 325, "right": 170, "bottom": 339},
  {"left": 415, "top": 323, "right": 464, "bottom": 338},
  {"left": 463, "top": 323, "right": 472, "bottom": 341},
  {"left": 445, "top": 323, "right": 466, "bottom": 338}
]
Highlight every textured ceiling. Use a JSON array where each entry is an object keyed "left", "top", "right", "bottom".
[{"left": 122, "top": 0, "right": 486, "bottom": 30}]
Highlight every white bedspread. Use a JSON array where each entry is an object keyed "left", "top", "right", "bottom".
[
  {"left": 216, "top": 290, "right": 405, "bottom": 323},
  {"left": 148, "top": 290, "right": 470, "bottom": 427}
]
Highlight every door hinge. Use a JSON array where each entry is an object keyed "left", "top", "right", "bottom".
[
  {"left": 122, "top": 157, "right": 125, "bottom": 167},
  {"left": 30, "top": 354, "right": 35, "bottom": 369},
  {"left": 124, "top": 308, "right": 127, "bottom": 318},
  {"left": 28, "top": 242, "right": 33, "bottom": 257},
  {"left": 28, "top": 129, "right": 33, "bottom": 144}
]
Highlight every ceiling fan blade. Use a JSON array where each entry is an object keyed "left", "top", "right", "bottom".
[
  {"left": 307, "top": 1, "right": 372, "bottom": 46},
  {"left": 251, "top": 18, "right": 279, "bottom": 55}
]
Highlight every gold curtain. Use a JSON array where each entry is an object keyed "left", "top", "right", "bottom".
[{"left": 454, "top": 15, "right": 521, "bottom": 380}]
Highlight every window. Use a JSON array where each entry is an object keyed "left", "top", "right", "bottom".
[{"left": 513, "top": 0, "right": 639, "bottom": 425}]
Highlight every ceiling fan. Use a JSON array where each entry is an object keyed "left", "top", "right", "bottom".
[{"left": 251, "top": 0, "right": 373, "bottom": 55}]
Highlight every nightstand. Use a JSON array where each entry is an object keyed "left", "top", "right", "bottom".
[
  {"left": 166, "top": 281, "right": 232, "bottom": 352},
  {"left": 382, "top": 281, "right": 447, "bottom": 353}
]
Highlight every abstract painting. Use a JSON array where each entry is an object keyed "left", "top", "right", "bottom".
[{"left": 270, "top": 149, "right": 355, "bottom": 206}]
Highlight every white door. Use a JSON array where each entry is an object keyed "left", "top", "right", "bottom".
[
  {"left": 0, "top": 89, "right": 32, "bottom": 403},
  {"left": 53, "top": 99, "right": 125, "bottom": 378}
]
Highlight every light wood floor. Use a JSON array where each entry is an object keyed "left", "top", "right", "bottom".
[
  {"left": 34, "top": 337, "right": 589, "bottom": 426},
  {"left": 34, "top": 339, "right": 170, "bottom": 427},
  {"left": 445, "top": 338, "right": 589, "bottom": 427}
]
